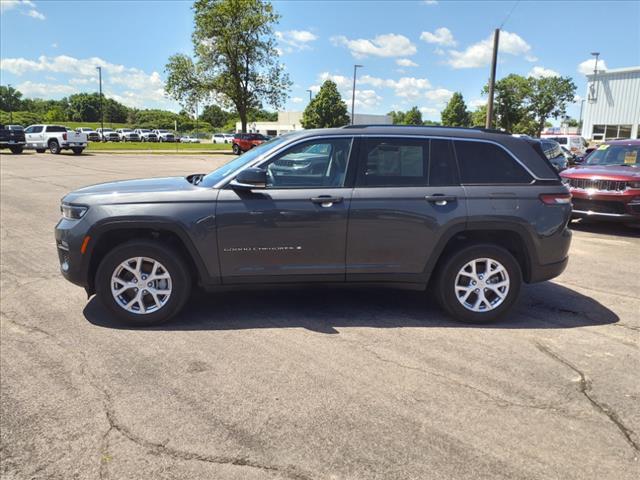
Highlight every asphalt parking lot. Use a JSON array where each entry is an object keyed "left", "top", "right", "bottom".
[{"left": 1, "top": 151, "right": 638, "bottom": 480}]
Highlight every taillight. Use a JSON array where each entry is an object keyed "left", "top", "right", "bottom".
[
  {"left": 62, "top": 133, "right": 67, "bottom": 141},
  {"left": 540, "top": 193, "right": 571, "bottom": 205}
]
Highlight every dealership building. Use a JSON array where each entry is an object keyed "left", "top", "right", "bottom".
[
  {"left": 581, "top": 66, "right": 640, "bottom": 141},
  {"left": 237, "top": 111, "right": 392, "bottom": 136}
]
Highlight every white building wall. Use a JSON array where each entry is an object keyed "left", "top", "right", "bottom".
[
  {"left": 582, "top": 66, "right": 640, "bottom": 140},
  {"left": 236, "top": 111, "right": 392, "bottom": 134}
]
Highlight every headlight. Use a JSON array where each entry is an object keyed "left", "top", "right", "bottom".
[
  {"left": 61, "top": 203, "right": 88, "bottom": 220},
  {"left": 628, "top": 181, "right": 640, "bottom": 189},
  {"left": 560, "top": 177, "right": 570, "bottom": 185}
]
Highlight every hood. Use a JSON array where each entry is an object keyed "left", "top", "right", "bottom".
[
  {"left": 63, "top": 176, "right": 202, "bottom": 205},
  {"left": 561, "top": 164, "right": 640, "bottom": 180}
]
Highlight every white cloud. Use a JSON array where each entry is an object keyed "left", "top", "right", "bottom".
[
  {"left": 396, "top": 58, "right": 418, "bottom": 67},
  {"left": 469, "top": 98, "right": 486, "bottom": 108},
  {"left": 0, "top": 0, "right": 45, "bottom": 19},
  {"left": 352, "top": 89, "right": 383, "bottom": 108},
  {"left": 275, "top": 30, "right": 318, "bottom": 53},
  {"left": 528, "top": 66, "right": 560, "bottom": 78},
  {"left": 433, "top": 47, "right": 445, "bottom": 56},
  {"left": 423, "top": 0, "right": 438, "bottom": 4},
  {"left": 26, "top": 7, "right": 44, "bottom": 19},
  {"left": 331, "top": 33, "right": 417, "bottom": 58},
  {"left": 1, "top": 54, "right": 173, "bottom": 109},
  {"left": 419, "top": 106, "right": 439, "bottom": 115},
  {"left": 446, "top": 31, "right": 532, "bottom": 69},
  {"left": 577, "top": 58, "right": 608, "bottom": 75},
  {"left": 424, "top": 88, "right": 454, "bottom": 105},
  {"left": 15, "top": 81, "right": 75, "bottom": 97},
  {"left": 51, "top": 42, "right": 58, "bottom": 48},
  {"left": 420, "top": 27, "right": 456, "bottom": 46},
  {"left": 291, "top": 97, "right": 304, "bottom": 104}
]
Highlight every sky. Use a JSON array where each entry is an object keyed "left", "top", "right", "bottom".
[{"left": 1, "top": 0, "right": 639, "bottom": 124}]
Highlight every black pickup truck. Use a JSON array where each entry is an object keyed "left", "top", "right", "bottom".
[{"left": 0, "top": 124, "right": 26, "bottom": 154}]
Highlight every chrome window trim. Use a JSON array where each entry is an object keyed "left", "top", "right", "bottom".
[{"left": 214, "top": 133, "right": 545, "bottom": 189}]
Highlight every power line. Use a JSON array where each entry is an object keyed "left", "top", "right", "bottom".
[{"left": 499, "top": 0, "right": 520, "bottom": 29}]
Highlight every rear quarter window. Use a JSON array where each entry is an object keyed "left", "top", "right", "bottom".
[{"left": 454, "top": 140, "right": 533, "bottom": 184}]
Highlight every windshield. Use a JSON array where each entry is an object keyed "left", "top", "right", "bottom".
[
  {"left": 200, "top": 136, "right": 287, "bottom": 187},
  {"left": 103, "top": 129, "right": 114, "bottom": 132},
  {"left": 585, "top": 144, "right": 639, "bottom": 166}
]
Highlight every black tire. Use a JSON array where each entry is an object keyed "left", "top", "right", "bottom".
[
  {"left": 95, "top": 240, "right": 192, "bottom": 326},
  {"left": 49, "top": 140, "right": 61, "bottom": 154},
  {"left": 9, "top": 146, "right": 23, "bottom": 154},
  {"left": 72, "top": 148, "right": 84, "bottom": 155},
  {"left": 36, "top": 148, "right": 46, "bottom": 153},
  {"left": 435, "top": 244, "right": 522, "bottom": 323},
  {"left": 232, "top": 143, "right": 241, "bottom": 155}
]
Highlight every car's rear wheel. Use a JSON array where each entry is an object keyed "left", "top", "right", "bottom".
[
  {"left": 49, "top": 140, "right": 61, "bottom": 154},
  {"left": 72, "top": 148, "right": 84, "bottom": 155},
  {"left": 9, "top": 146, "right": 23, "bottom": 154},
  {"left": 232, "top": 143, "right": 241, "bottom": 155},
  {"left": 36, "top": 148, "right": 46, "bottom": 153},
  {"left": 435, "top": 244, "right": 521, "bottom": 323},
  {"left": 95, "top": 240, "right": 192, "bottom": 326}
]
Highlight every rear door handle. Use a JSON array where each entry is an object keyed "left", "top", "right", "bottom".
[
  {"left": 310, "top": 196, "right": 343, "bottom": 208},
  {"left": 425, "top": 194, "right": 457, "bottom": 206}
]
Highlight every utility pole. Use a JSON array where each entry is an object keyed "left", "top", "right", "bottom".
[
  {"left": 485, "top": 28, "right": 500, "bottom": 129},
  {"left": 306, "top": 89, "right": 312, "bottom": 102},
  {"left": 351, "top": 64, "right": 363, "bottom": 125},
  {"left": 96, "top": 66, "right": 104, "bottom": 136}
]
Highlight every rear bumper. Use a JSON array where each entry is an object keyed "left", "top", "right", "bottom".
[{"left": 529, "top": 256, "right": 569, "bottom": 283}]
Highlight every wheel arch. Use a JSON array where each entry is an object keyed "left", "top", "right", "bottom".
[
  {"left": 425, "top": 223, "right": 536, "bottom": 285},
  {"left": 84, "top": 219, "right": 211, "bottom": 295}
]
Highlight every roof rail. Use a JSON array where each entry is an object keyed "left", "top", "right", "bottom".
[{"left": 342, "top": 124, "right": 511, "bottom": 134}]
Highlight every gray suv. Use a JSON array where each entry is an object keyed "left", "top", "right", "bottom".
[{"left": 55, "top": 126, "right": 572, "bottom": 326}]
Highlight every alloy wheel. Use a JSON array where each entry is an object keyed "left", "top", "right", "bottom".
[
  {"left": 454, "top": 258, "right": 510, "bottom": 312},
  {"left": 110, "top": 256, "right": 172, "bottom": 314}
]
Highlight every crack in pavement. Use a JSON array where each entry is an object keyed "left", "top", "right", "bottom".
[
  {"left": 534, "top": 342, "right": 639, "bottom": 455},
  {"left": 0, "top": 313, "right": 315, "bottom": 480},
  {"left": 339, "top": 337, "right": 565, "bottom": 412}
]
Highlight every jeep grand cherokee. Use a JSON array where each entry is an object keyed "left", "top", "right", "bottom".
[{"left": 55, "top": 126, "right": 572, "bottom": 326}]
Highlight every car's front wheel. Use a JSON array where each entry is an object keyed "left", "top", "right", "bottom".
[
  {"left": 232, "top": 143, "right": 241, "bottom": 155},
  {"left": 9, "top": 146, "right": 23, "bottom": 154},
  {"left": 435, "top": 244, "right": 522, "bottom": 323},
  {"left": 95, "top": 240, "right": 192, "bottom": 326},
  {"left": 72, "top": 148, "right": 84, "bottom": 155}
]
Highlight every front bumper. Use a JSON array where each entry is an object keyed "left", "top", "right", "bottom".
[
  {"left": 54, "top": 217, "right": 91, "bottom": 287},
  {"left": 570, "top": 190, "right": 640, "bottom": 222}
]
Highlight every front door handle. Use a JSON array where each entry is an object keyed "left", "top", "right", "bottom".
[
  {"left": 425, "top": 194, "right": 457, "bottom": 206},
  {"left": 310, "top": 196, "right": 343, "bottom": 208}
]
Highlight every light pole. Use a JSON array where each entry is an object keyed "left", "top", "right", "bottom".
[
  {"left": 96, "top": 66, "right": 104, "bottom": 137},
  {"left": 589, "top": 52, "right": 600, "bottom": 103},
  {"left": 485, "top": 28, "right": 500, "bottom": 129},
  {"left": 306, "top": 89, "right": 312, "bottom": 102},
  {"left": 351, "top": 64, "right": 363, "bottom": 125}
]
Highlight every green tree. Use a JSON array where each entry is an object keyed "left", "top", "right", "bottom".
[
  {"left": 565, "top": 117, "right": 579, "bottom": 128},
  {"left": 388, "top": 110, "right": 405, "bottom": 125},
  {"left": 527, "top": 76, "right": 576, "bottom": 136},
  {"left": 441, "top": 92, "right": 470, "bottom": 127},
  {"left": 165, "top": 0, "right": 291, "bottom": 132},
  {"left": 470, "top": 104, "right": 487, "bottom": 127},
  {"left": 403, "top": 106, "right": 423, "bottom": 125},
  {"left": 0, "top": 85, "right": 23, "bottom": 114},
  {"left": 44, "top": 106, "right": 67, "bottom": 122},
  {"left": 300, "top": 80, "right": 349, "bottom": 128},
  {"left": 200, "top": 104, "right": 229, "bottom": 129},
  {"left": 66, "top": 93, "right": 101, "bottom": 122},
  {"left": 484, "top": 74, "right": 532, "bottom": 132}
]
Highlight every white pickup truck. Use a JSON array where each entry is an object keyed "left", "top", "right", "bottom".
[{"left": 24, "top": 125, "right": 88, "bottom": 154}]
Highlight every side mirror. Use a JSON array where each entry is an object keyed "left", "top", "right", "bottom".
[{"left": 230, "top": 167, "right": 267, "bottom": 189}]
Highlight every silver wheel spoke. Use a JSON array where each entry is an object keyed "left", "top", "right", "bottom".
[
  {"left": 454, "top": 257, "right": 510, "bottom": 313},
  {"left": 111, "top": 256, "right": 172, "bottom": 315}
]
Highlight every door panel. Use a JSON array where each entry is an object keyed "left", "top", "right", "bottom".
[
  {"left": 346, "top": 186, "right": 467, "bottom": 279},
  {"left": 216, "top": 188, "right": 352, "bottom": 281}
]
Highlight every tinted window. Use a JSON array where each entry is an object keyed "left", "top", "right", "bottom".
[
  {"left": 429, "top": 139, "right": 458, "bottom": 186},
  {"left": 454, "top": 140, "right": 532, "bottom": 184},
  {"left": 362, "top": 138, "right": 427, "bottom": 186},
  {"left": 26, "top": 126, "right": 43, "bottom": 133},
  {"left": 46, "top": 126, "right": 66, "bottom": 133},
  {"left": 266, "top": 138, "right": 353, "bottom": 188}
]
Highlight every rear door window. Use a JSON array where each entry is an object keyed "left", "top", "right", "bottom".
[
  {"left": 454, "top": 140, "right": 532, "bottom": 184},
  {"left": 46, "top": 126, "right": 66, "bottom": 133},
  {"left": 429, "top": 139, "right": 458, "bottom": 186}
]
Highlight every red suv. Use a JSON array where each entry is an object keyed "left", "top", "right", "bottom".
[
  {"left": 560, "top": 139, "right": 640, "bottom": 223},
  {"left": 232, "top": 133, "right": 268, "bottom": 155}
]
